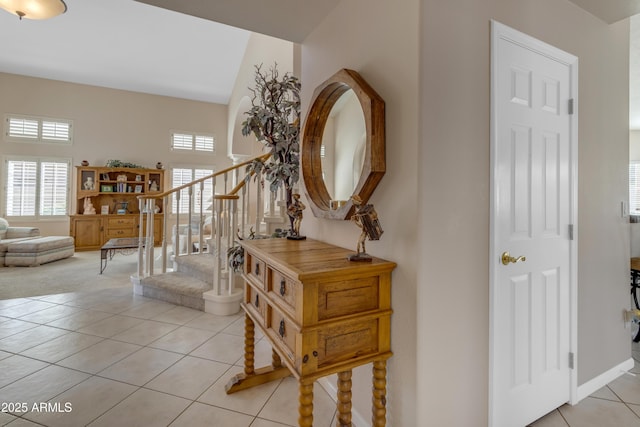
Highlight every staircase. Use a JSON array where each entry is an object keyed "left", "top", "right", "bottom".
[
  {"left": 130, "top": 153, "right": 289, "bottom": 315},
  {"left": 134, "top": 254, "right": 214, "bottom": 311}
]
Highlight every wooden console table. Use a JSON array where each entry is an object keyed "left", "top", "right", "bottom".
[{"left": 225, "top": 238, "right": 396, "bottom": 427}]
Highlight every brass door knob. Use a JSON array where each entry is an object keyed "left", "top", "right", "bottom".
[{"left": 501, "top": 251, "right": 526, "bottom": 266}]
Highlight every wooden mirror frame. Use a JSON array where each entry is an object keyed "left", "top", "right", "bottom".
[{"left": 301, "top": 69, "right": 385, "bottom": 220}]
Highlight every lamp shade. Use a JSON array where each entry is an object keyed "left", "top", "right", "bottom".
[{"left": 0, "top": 0, "right": 67, "bottom": 20}]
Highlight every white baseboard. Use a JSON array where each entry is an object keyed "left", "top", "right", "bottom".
[
  {"left": 318, "top": 377, "right": 370, "bottom": 427},
  {"left": 574, "top": 357, "right": 635, "bottom": 403}
]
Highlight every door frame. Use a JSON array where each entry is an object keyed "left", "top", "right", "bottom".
[{"left": 488, "top": 20, "right": 579, "bottom": 425}]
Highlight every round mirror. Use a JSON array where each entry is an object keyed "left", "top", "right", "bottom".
[{"left": 302, "top": 69, "right": 385, "bottom": 220}]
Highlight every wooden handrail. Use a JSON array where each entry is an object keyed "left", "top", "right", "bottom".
[{"left": 136, "top": 153, "right": 271, "bottom": 200}]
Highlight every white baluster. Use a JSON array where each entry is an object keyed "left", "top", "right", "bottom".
[
  {"left": 214, "top": 197, "right": 223, "bottom": 296},
  {"left": 230, "top": 197, "right": 238, "bottom": 295},
  {"left": 146, "top": 199, "right": 154, "bottom": 275},
  {"left": 138, "top": 198, "right": 144, "bottom": 278}
]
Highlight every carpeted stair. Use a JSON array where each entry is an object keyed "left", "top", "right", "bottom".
[{"left": 138, "top": 254, "right": 214, "bottom": 310}]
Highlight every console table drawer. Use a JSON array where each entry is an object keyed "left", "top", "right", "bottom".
[
  {"left": 317, "top": 276, "right": 380, "bottom": 321},
  {"left": 245, "top": 252, "right": 266, "bottom": 288},
  {"left": 245, "top": 285, "right": 267, "bottom": 325},
  {"left": 267, "top": 303, "right": 385, "bottom": 373},
  {"left": 268, "top": 269, "right": 298, "bottom": 313},
  {"left": 269, "top": 308, "right": 297, "bottom": 362},
  {"left": 316, "top": 317, "right": 381, "bottom": 367}
]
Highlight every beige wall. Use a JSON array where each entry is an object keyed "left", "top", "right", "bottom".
[
  {"left": 0, "top": 72, "right": 230, "bottom": 235},
  {"left": 301, "top": 0, "right": 420, "bottom": 425},
  {"left": 227, "top": 33, "right": 295, "bottom": 159},
  {"left": 420, "top": 0, "right": 630, "bottom": 426}
]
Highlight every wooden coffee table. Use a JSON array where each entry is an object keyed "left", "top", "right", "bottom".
[{"left": 100, "top": 237, "right": 144, "bottom": 274}]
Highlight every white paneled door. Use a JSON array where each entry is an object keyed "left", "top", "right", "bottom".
[{"left": 490, "top": 21, "right": 578, "bottom": 427}]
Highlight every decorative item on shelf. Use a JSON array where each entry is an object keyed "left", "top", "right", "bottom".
[
  {"left": 116, "top": 174, "right": 127, "bottom": 182},
  {"left": 115, "top": 201, "right": 129, "bottom": 215},
  {"left": 105, "top": 159, "right": 145, "bottom": 169},
  {"left": 100, "top": 205, "right": 109, "bottom": 215},
  {"left": 100, "top": 185, "right": 112, "bottom": 192},
  {"left": 149, "top": 180, "right": 159, "bottom": 192},
  {"left": 286, "top": 193, "right": 306, "bottom": 240},
  {"left": 135, "top": 174, "right": 142, "bottom": 181},
  {"left": 242, "top": 63, "right": 301, "bottom": 237},
  {"left": 100, "top": 173, "right": 110, "bottom": 181},
  {"left": 348, "top": 195, "right": 383, "bottom": 262},
  {"left": 83, "top": 176, "right": 95, "bottom": 191},
  {"left": 156, "top": 162, "right": 163, "bottom": 169},
  {"left": 83, "top": 197, "right": 96, "bottom": 215},
  {"left": 81, "top": 160, "right": 89, "bottom": 166},
  {"left": 0, "top": 0, "right": 67, "bottom": 20},
  {"left": 134, "top": 185, "right": 143, "bottom": 193}
]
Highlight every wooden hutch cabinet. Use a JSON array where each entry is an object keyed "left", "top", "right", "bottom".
[{"left": 69, "top": 166, "right": 164, "bottom": 251}]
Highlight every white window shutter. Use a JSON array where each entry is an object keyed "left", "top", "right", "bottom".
[
  {"left": 172, "top": 133, "right": 193, "bottom": 150},
  {"left": 6, "top": 160, "right": 37, "bottom": 216},
  {"left": 6, "top": 115, "right": 72, "bottom": 143},
  {"left": 194, "top": 168, "right": 214, "bottom": 212},
  {"left": 171, "top": 168, "right": 193, "bottom": 213},
  {"left": 171, "top": 167, "right": 214, "bottom": 214},
  {"left": 171, "top": 132, "right": 215, "bottom": 153},
  {"left": 39, "top": 161, "right": 69, "bottom": 216},
  {"left": 195, "top": 135, "right": 215, "bottom": 152},
  {"left": 42, "top": 121, "right": 71, "bottom": 142},
  {"left": 631, "top": 162, "right": 640, "bottom": 215},
  {"left": 8, "top": 117, "right": 38, "bottom": 140}
]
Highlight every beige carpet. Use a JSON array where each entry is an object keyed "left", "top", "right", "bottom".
[{"left": 0, "top": 250, "right": 139, "bottom": 299}]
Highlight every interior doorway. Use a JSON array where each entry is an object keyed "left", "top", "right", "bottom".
[{"left": 489, "top": 20, "right": 578, "bottom": 427}]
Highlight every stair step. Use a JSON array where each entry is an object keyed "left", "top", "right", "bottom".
[
  {"left": 174, "top": 254, "right": 216, "bottom": 286},
  {"left": 139, "top": 271, "right": 212, "bottom": 311}
]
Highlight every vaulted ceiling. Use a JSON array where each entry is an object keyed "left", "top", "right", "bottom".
[
  {"left": 0, "top": 0, "right": 338, "bottom": 104},
  {"left": 1, "top": 0, "right": 639, "bottom": 119}
]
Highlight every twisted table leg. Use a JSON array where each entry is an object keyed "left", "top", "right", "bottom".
[
  {"left": 336, "top": 370, "right": 353, "bottom": 427},
  {"left": 299, "top": 380, "right": 314, "bottom": 427},
  {"left": 372, "top": 360, "right": 388, "bottom": 427},
  {"left": 243, "top": 314, "right": 255, "bottom": 376},
  {"left": 272, "top": 349, "right": 282, "bottom": 368}
]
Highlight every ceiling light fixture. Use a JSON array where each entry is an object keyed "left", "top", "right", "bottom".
[{"left": 0, "top": 0, "right": 67, "bottom": 20}]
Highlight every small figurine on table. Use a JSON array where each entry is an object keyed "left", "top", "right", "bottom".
[
  {"left": 349, "top": 195, "right": 384, "bottom": 262},
  {"left": 287, "top": 193, "right": 306, "bottom": 240}
]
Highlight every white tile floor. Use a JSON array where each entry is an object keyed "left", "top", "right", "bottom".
[
  {"left": 0, "top": 287, "right": 338, "bottom": 426},
  {"left": 529, "top": 343, "right": 640, "bottom": 427},
  {"left": 3, "top": 285, "right": 640, "bottom": 426}
]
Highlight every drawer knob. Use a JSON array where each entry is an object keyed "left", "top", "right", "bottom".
[
  {"left": 279, "top": 319, "right": 285, "bottom": 338},
  {"left": 254, "top": 294, "right": 259, "bottom": 307},
  {"left": 280, "top": 279, "right": 286, "bottom": 296},
  {"left": 303, "top": 354, "right": 309, "bottom": 363},
  {"left": 255, "top": 263, "right": 260, "bottom": 276}
]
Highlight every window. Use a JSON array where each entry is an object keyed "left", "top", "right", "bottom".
[
  {"left": 171, "top": 167, "right": 214, "bottom": 214},
  {"left": 5, "top": 114, "right": 73, "bottom": 144},
  {"left": 631, "top": 162, "right": 640, "bottom": 216},
  {"left": 171, "top": 132, "right": 215, "bottom": 153},
  {"left": 4, "top": 157, "right": 70, "bottom": 218}
]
